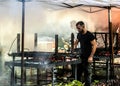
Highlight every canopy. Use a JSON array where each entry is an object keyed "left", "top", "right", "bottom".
[
  {"left": 35, "top": 0, "right": 120, "bottom": 8},
  {"left": 1, "top": 0, "right": 120, "bottom": 8}
]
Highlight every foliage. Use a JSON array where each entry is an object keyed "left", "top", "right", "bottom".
[
  {"left": 92, "top": 80, "right": 99, "bottom": 86},
  {"left": 48, "top": 80, "right": 84, "bottom": 86},
  {"left": 48, "top": 79, "right": 101, "bottom": 86}
]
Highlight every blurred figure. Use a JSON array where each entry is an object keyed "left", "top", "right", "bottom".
[{"left": 74, "top": 21, "right": 97, "bottom": 86}]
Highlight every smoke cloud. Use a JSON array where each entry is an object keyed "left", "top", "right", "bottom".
[{"left": 0, "top": 1, "right": 120, "bottom": 60}]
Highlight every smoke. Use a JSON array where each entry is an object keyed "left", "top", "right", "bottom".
[
  {"left": 0, "top": 1, "right": 100, "bottom": 61},
  {"left": 0, "top": 1, "right": 120, "bottom": 60}
]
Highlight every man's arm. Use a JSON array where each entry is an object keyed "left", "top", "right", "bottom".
[
  {"left": 74, "top": 39, "right": 79, "bottom": 49},
  {"left": 88, "top": 39, "right": 97, "bottom": 62}
]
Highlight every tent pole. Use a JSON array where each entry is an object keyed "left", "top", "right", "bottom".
[
  {"left": 21, "top": 0, "right": 25, "bottom": 86},
  {"left": 108, "top": 6, "right": 114, "bottom": 80}
]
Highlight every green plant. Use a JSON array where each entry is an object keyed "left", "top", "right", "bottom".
[
  {"left": 48, "top": 80, "right": 84, "bottom": 86},
  {"left": 92, "top": 80, "right": 99, "bottom": 86},
  {"left": 66, "top": 80, "right": 84, "bottom": 86}
]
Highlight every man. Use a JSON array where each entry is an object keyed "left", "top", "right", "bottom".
[{"left": 74, "top": 21, "right": 97, "bottom": 86}]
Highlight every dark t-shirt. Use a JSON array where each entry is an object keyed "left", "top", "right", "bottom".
[{"left": 77, "top": 31, "right": 95, "bottom": 59}]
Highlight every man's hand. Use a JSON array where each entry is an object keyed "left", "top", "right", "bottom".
[{"left": 88, "top": 56, "right": 93, "bottom": 63}]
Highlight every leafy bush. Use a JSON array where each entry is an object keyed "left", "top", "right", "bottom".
[{"left": 48, "top": 80, "right": 84, "bottom": 86}]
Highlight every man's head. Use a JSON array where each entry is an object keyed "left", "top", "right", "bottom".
[{"left": 76, "top": 21, "right": 85, "bottom": 33}]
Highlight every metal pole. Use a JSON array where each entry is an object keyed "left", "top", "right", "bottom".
[
  {"left": 17, "top": 33, "right": 20, "bottom": 52},
  {"left": 34, "top": 33, "right": 37, "bottom": 48},
  {"left": 55, "top": 34, "right": 58, "bottom": 54},
  {"left": 71, "top": 33, "right": 74, "bottom": 54},
  {"left": 108, "top": 6, "right": 114, "bottom": 79},
  {"left": 21, "top": 0, "right": 25, "bottom": 86}
]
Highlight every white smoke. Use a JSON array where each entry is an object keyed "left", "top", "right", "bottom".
[{"left": 0, "top": 1, "right": 97, "bottom": 60}]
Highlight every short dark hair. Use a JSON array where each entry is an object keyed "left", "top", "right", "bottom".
[{"left": 76, "top": 21, "right": 85, "bottom": 26}]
